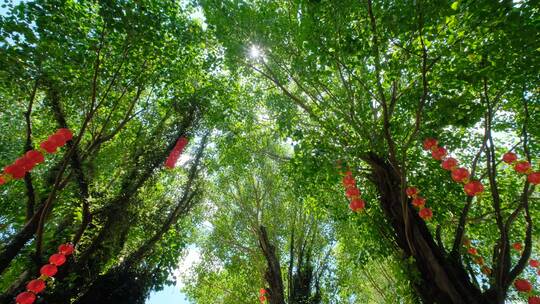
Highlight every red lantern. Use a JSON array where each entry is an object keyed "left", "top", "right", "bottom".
[
  {"left": 431, "top": 147, "right": 447, "bottom": 160},
  {"left": 451, "top": 168, "right": 470, "bottom": 183},
  {"left": 27, "top": 279, "right": 46, "bottom": 294},
  {"left": 14, "top": 156, "right": 35, "bottom": 172},
  {"left": 412, "top": 197, "right": 426, "bottom": 208},
  {"left": 48, "top": 133, "right": 66, "bottom": 147},
  {"left": 40, "top": 264, "right": 58, "bottom": 277},
  {"left": 418, "top": 208, "right": 433, "bottom": 220},
  {"left": 345, "top": 187, "right": 360, "bottom": 198},
  {"left": 40, "top": 140, "right": 58, "bottom": 154},
  {"left": 405, "top": 187, "right": 418, "bottom": 197},
  {"left": 4, "top": 164, "right": 26, "bottom": 179},
  {"left": 474, "top": 256, "right": 484, "bottom": 265},
  {"left": 528, "top": 172, "right": 540, "bottom": 185},
  {"left": 56, "top": 128, "right": 73, "bottom": 141},
  {"left": 464, "top": 181, "right": 484, "bottom": 196},
  {"left": 349, "top": 198, "right": 365, "bottom": 212},
  {"left": 467, "top": 247, "right": 478, "bottom": 255},
  {"left": 502, "top": 152, "right": 518, "bottom": 164},
  {"left": 514, "top": 161, "right": 532, "bottom": 174},
  {"left": 529, "top": 259, "right": 539, "bottom": 268},
  {"left": 514, "top": 278, "right": 532, "bottom": 293},
  {"left": 512, "top": 242, "right": 523, "bottom": 251},
  {"left": 342, "top": 175, "right": 355, "bottom": 187},
  {"left": 25, "top": 150, "right": 44, "bottom": 164},
  {"left": 441, "top": 157, "right": 458, "bottom": 171},
  {"left": 49, "top": 253, "right": 67, "bottom": 266},
  {"left": 58, "top": 243, "right": 75, "bottom": 256},
  {"left": 529, "top": 296, "right": 540, "bottom": 304},
  {"left": 15, "top": 291, "right": 36, "bottom": 304},
  {"left": 422, "top": 138, "right": 438, "bottom": 150}
]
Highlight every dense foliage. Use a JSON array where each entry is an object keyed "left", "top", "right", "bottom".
[
  {"left": 0, "top": 0, "right": 224, "bottom": 303},
  {"left": 0, "top": 0, "right": 539, "bottom": 303}
]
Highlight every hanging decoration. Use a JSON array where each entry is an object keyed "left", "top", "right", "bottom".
[
  {"left": 406, "top": 186, "right": 433, "bottom": 221},
  {"left": 1, "top": 129, "right": 73, "bottom": 186},
  {"left": 259, "top": 288, "right": 268, "bottom": 303},
  {"left": 462, "top": 237, "right": 492, "bottom": 276},
  {"left": 15, "top": 243, "right": 75, "bottom": 304},
  {"left": 509, "top": 229, "right": 540, "bottom": 301},
  {"left": 422, "top": 138, "right": 485, "bottom": 196},
  {"left": 338, "top": 164, "right": 365, "bottom": 213},
  {"left": 513, "top": 242, "right": 523, "bottom": 251},
  {"left": 502, "top": 152, "right": 539, "bottom": 185},
  {"left": 164, "top": 137, "right": 189, "bottom": 169}
]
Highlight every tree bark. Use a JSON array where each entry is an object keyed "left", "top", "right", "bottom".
[{"left": 258, "top": 225, "right": 286, "bottom": 304}]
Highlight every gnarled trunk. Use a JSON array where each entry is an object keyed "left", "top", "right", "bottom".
[{"left": 365, "top": 153, "right": 497, "bottom": 304}]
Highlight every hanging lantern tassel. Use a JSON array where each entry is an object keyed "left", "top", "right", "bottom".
[{"left": 164, "top": 137, "right": 189, "bottom": 169}]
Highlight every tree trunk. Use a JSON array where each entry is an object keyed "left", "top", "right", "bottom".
[
  {"left": 364, "top": 153, "right": 497, "bottom": 304},
  {"left": 258, "top": 225, "right": 286, "bottom": 304}
]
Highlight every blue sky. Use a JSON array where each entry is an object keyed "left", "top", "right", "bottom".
[
  {"left": 147, "top": 285, "right": 191, "bottom": 304},
  {"left": 146, "top": 245, "right": 201, "bottom": 304}
]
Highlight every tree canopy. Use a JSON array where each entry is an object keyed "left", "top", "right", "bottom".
[{"left": 0, "top": 0, "right": 539, "bottom": 304}]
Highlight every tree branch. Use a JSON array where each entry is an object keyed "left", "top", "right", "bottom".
[{"left": 23, "top": 79, "right": 39, "bottom": 221}]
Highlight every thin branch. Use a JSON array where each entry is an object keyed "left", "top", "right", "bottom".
[
  {"left": 483, "top": 76, "right": 507, "bottom": 290},
  {"left": 450, "top": 115, "right": 489, "bottom": 256},
  {"left": 23, "top": 79, "right": 39, "bottom": 221},
  {"left": 35, "top": 44, "right": 105, "bottom": 257},
  {"left": 367, "top": 0, "right": 398, "bottom": 168}
]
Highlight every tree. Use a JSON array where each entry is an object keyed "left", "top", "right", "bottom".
[
  {"left": 199, "top": 0, "right": 540, "bottom": 303},
  {"left": 0, "top": 0, "right": 223, "bottom": 302},
  {"left": 185, "top": 127, "right": 338, "bottom": 303},
  {"left": 1, "top": 0, "right": 539, "bottom": 303}
]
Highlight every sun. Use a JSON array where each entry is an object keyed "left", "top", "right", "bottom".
[{"left": 249, "top": 45, "right": 262, "bottom": 59}]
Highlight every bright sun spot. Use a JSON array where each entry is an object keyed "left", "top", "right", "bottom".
[{"left": 249, "top": 45, "right": 262, "bottom": 59}]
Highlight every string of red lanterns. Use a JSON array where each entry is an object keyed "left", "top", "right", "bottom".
[
  {"left": 475, "top": 149, "right": 538, "bottom": 301},
  {"left": 514, "top": 277, "right": 540, "bottom": 304},
  {"left": 511, "top": 242, "right": 540, "bottom": 303},
  {"left": 464, "top": 239, "right": 540, "bottom": 302},
  {"left": 15, "top": 243, "right": 74, "bottom": 304},
  {"left": 502, "top": 152, "right": 540, "bottom": 185},
  {"left": 341, "top": 169, "right": 366, "bottom": 213},
  {"left": 9, "top": 134, "right": 189, "bottom": 303},
  {"left": 164, "top": 137, "right": 189, "bottom": 169},
  {"left": 1, "top": 129, "right": 73, "bottom": 186},
  {"left": 422, "top": 138, "right": 485, "bottom": 196},
  {"left": 462, "top": 238, "right": 492, "bottom": 276},
  {"left": 424, "top": 139, "right": 539, "bottom": 301},
  {"left": 405, "top": 186, "right": 433, "bottom": 221}
]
